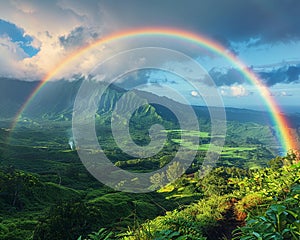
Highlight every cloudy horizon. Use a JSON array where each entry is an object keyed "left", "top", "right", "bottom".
[{"left": 0, "top": 0, "right": 300, "bottom": 109}]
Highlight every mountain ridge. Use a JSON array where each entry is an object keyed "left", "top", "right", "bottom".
[{"left": 0, "top": 77, "right": 299, "bottom": 130}]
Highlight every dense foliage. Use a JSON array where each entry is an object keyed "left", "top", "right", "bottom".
[
  {"left": 0, "top": 101, "right": 299, "bottom": 239},
  {"left": 76, "top": 151, "right": 300, "bottom": 240}
]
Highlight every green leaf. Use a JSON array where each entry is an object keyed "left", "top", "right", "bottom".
[
  {"left": 281, "top": 228, "right": 290, "bottom": 235},
  {"left": 269, "top": 204, "right": 286, "bottom": 214},
  {"left": 286, "top": 210, "right": 298, "bottom": 219},
  {"left": 252, "top": 231, "right": 262, "bottom": 239},
  {"left": 258, "top": 216, "right": 268, "bottom": 222}
]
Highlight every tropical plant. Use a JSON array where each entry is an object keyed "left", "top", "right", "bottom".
[
  {"left": 77, "top": 228, "right": 115, "bottom": 240},
  {"left": 233, "top": 185, "right": 300, "bottom": 240}
]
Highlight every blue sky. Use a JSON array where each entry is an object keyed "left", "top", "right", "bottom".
[
  {"left": 0, "top": 19, "right": 39, "bottom": 57},
  {"left": 0, "top": 0, "right": 299, "bottom": 110}
]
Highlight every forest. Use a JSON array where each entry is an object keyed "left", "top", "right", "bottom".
[{"left": 0, "top": 108, "right": 299, "bottom": 239}]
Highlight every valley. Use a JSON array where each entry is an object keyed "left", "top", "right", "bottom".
[{"left": 0, "top": 78, "right": 299, "bottom": 239}]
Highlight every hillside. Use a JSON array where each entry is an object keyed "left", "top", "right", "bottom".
[
  {"left": 0, "top": 77, "right": 300, "bottom": 240},
  {"left": 2, "top": 77, "right": 298, "bottom": 126}
]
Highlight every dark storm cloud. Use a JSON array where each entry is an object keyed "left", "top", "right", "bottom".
[
  {"left": 59, "top": 26, "right": 99, "bottom": 49},
  {"left": 99, "top": 0, "right": 300, "bottom": 87},
  {"left": 206, "top": 64, "right": 300, "bottom": 87},
  {"left": 114, "top": 70, "right": 150, "bottom": 89},
  {"left": 258, "top": 65, "right": 300, "bottom": 86},
  {"left": 101, "top": 0, "right": 300, "bottom": 45},
  {"left": 1, "top": 0, "right": 299, "bottom": 81},
  {"left": 59, "top": 26, "right": 85, "bottom": 49},
  {"left": 208, "top": 68, "right": 247, "bottom": 86}
]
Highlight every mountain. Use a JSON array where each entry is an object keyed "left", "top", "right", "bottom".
[
  {"left": 0, "top": 77, "right": 124, "bottom": 120},
  {"left": 0, "top": 78, "right": 39, "bottom": 118},
  {"left": 0, "top": 77, "right": 299, "bottom": 130}
]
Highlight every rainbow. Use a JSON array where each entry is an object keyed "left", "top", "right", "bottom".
[{"left": 8, "top": 27, "right": 298, "bottom": 154}]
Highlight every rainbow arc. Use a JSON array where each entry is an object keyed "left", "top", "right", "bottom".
[{"left": 8, "top": 28, "right": 298, "bottom": 154}]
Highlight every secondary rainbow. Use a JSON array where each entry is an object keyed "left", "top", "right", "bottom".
[{"left": 9, "top": 27, "right": 298, "bottom": 153}]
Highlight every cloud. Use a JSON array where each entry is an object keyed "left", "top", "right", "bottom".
[
  {"left": 114, "top": 70, "right": 150, "bottom": 89},
  {"left": 0, "top": 0, "right": 300, "bottom": 80},
  {"left": 0, "top": 0, "right": 106, "bottom": 79},
  {"left": 0, "top": 19, "right": 40, "bottom": 57},
  {"left": 97, "top": 0, "right": 300, "bottom": 45},
  {"left": 220, "top": 85, "right": 252, "bottom": 97},
  {"left": 0, "top": 36, "right": 27, "bottom": 60},
  {"left": 191, "top": 90, "right": 199, "bottom": 97},
  {"left": 258, "top": 65, "right": 300, "bottom": 86},
  {"left": 271, "top": 91, "right": 293, "bottom": 97},
  {"left": 0, "top": 35, "right": 44, "bottom": 79},
  {"left": 206, "top": 64, "right": 300, "bottom": 87},
  {"left": 59, "top": 26, "right": 99, "bottom": 50},
  {"left": 208, "top": 68, "right": 247, "bottom": 86}
]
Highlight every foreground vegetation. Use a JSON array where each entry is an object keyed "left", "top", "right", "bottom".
[
  {"left": 0, "top": 107, "right": 298, "bottom": 239},
  {"left": 1, "top": 148, "right": 299, "bottom": 239},
  {"left": 79, "top": 151, "right": 300, "bottom": 240}
]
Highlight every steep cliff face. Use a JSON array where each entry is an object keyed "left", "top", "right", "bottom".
[{"left": 0, "top": 78, "right": 162, "bottom": 121}]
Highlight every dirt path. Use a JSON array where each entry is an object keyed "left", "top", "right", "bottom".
[{"left": 206, "top": 200, "right": 245, "bottom": 240}]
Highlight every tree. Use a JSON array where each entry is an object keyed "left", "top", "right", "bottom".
[
  {"left": 33, "top": 201, "right": 93, "bottom": 240},
  {"left": 150, "top": 172, "right": 165, "bottom": 190},
  {"left": 268, "top": 156, "right": 284, "bottom": 170},
  {"left": 166, "top": 161, "right": 183, "bottom": 184},
  {"left": 285, "top": 149, "right": 300, "bottom": 165},
  {"left": 0, "top": 167, "right": 38, "bottom": 209},
  {"left": 159, "top": 155, "right": 172, "bottom": 168}
]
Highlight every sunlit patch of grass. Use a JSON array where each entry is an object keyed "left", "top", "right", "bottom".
[{"left": 158, "top": 184, "right": 175, "bottom": 193}]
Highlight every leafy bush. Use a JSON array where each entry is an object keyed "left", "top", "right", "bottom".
[
  {"left": 77, "top": 228, "right": 115, "bottom": 240},
  {"left": 233, "top": 185, "right": 300, "bottom": 240},
  {"left": 234, "top": 192, "right": 270, "bottom": 221},
  {"left": 33, "top": 201, "right": 93, "bottom": 240},
  {"left": 123, "top": 195, "right": 227, "bottom": 239}
]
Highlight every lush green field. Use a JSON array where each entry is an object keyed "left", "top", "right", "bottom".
[
  {"left": 167, "top": 128, "right": 274, "bottom": 169},
  {"left": 0, "top": 114, "right": 295, "bottom": 240}
]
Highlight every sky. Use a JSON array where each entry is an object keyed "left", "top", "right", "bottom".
[{"left": 0, "top": 0, "right": 300, "bottom": 110}]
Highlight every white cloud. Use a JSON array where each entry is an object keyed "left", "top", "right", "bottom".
[
  {"left": 0, "top": 0, "right": 108, "bottom": 80},
  {"left": 271, "top": 91, "right": 293, "bottom": 97},
  {"left": 0, "top": 36, "right": 30, "bottom": 78},
  {"left": 0, "top": 0, "right": 298, "bottom": 88},
  {"left": 220, "top": 85, "right": 251, "bottom": 97},
  {"left": 11, "top": 0, "right": 36, "bottom": 14},
  {"left": 0, "top": 36, "right": 27, "bottom": 59},
  {"left": 191, "top": 90, "right": 199, "bottom": 97}
]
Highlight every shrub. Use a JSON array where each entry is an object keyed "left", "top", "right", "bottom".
[{"left": 233, "top": 185, "right": 300, "bottom": 240}]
